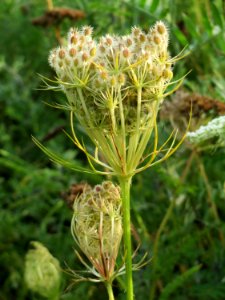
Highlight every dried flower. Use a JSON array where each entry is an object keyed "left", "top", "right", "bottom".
[
  {"left": 71, "top": 181, "right": 122, "bottom": 281},
  {"left": 42, "top": 22, "right": 185, "bottom": 178}
]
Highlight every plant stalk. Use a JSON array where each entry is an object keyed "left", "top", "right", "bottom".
[
  {"left": 119, "top": 176, "right": 133, "bottom": 300},
  {"left": 106, "top": 281, "right": 115, "bottom": 300}
]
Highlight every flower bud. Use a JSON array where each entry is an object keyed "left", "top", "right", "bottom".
[
  {"left": 139, "top": 33, "right": 146, "bottom": 43},
  {"left": 110, "top": 76, "right": 117, "bottom": 86},
  {"left": 71, "top": 181, "right": 122, "bottom": 280},
  {"left": 126, "top": 37, "right": 133, "bottom": 47},
  {"left": 118, "top": 73, "right": 126, "bottom": 85},
  {"left": 74, "top": 58, "right": 79, "bottom": 67},
  {"left": 69, "top": 47, "right": 76, "bottom": 57},
  {"left": 132, "top": 26, "right": 141, "bottom": 37},
  {"left": 162, "top": 68, "right": 173, "bottom": 80},
  {"left": 90, "top": 47, "right": 96, "bottom": 57},
  {"left": 58, "top": 48, "right": 66, "bottom": 59},
  {"left": 153, "top": 34, "right": 162, "bottom": 45},
  {"left": 156, "top": 22, "right": 167, "bottom": 35},
  {"left": 70, "top": 35, "right": 78, "bottom": 44},
  {"left": 99, "top": 44, "right": 106, "bottom": 54},
  {"left": 83, "top": 26, "right": 93, "bottom": 36},
  {"left": 24, "top": 242, "right": 61, "bottom": 299},
  {"left": 100, "top": 71, "right": 108, "bottom": 80},
  {"left": 105, "top": 35, "right": 113, "bottom": 46}
]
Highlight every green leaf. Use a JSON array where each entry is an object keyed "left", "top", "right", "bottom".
[
  {"left": 183, "top": 14, "right": 199, "bottom": 39},
  {"left": 210, "top": 2, "right": 224, "bottom": 28},
  {"left": 159, "top": 265, "right": 201, "bottom": 300},
  {"left": 173, "top": 27, "right": 188, "bottom": 46},
  {"left": 0, "top": 149, "right": 32, "bottom": 174},
  {"left": 32, "top": 136, "right": 96, "bottom": 175},
  {"left": 201, "top": 5, "right": 213, "bottom": 33},
  {"left": 150, "top": 0, "right": 160, "bottom": 13}
]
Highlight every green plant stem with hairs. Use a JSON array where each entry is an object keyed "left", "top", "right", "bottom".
[
  {"left": 119, "top": 176, "right": 133, "bottom": 300},
  {"left": 106, "top": 281, "right": 115, "bottom": 300}
]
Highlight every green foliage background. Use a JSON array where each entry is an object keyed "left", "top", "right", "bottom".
[{"left": 0, "top": 0, "right": 225, "bottom": 299}]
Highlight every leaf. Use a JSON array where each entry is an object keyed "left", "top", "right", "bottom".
[
  {"left": 0, "top": 149, "right": 32, "bottom": 174},
  {"left": 201, "top": 5, "right": 213, "bottom": 33},
  {"left": 210, "top": 2, "right": 224, "bottom": 28},
  {"left": 159, "top": 265, "right": 201, "bottom": 300},
  {"left": 150, "top": 0, "right": 160, "bottom": 13},
  {"left": 183, "top": 13, "right": 199, "bottom": 39},
  {"left": 173, "top": 27, "right": 188, "bottom": 47},
  {"left": 32, "top": 136, "right": 96, "bottom": 175}
]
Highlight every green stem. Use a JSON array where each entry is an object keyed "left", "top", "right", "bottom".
[
  {"left": 119, "top": 176, "right": 134, "bottom": 300},
  {"left": 106, "top": 282, "right": 115, "bottom": 300}
]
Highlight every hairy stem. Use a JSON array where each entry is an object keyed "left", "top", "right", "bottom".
[
  {"left": 119, "top": 176, "right": 133, "bottom": 300},
  {"left": 105, "top": 281, "right": 115, "bottom": 300}
]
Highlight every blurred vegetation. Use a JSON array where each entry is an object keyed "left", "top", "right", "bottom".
[{"left": 0, "top": 0, "right": 225, "bottom": 299}]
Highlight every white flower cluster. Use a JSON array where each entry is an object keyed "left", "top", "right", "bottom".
[
  {"left": 48, "top": 22, "right": 173, "bottom": 132},
  {"left": 187, "top": 116, "right": 225, "bottom": 145}
]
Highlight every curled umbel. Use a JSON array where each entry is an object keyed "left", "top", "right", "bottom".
[{"left": 71, "top": 181, "right": 122, "bottom": 281}]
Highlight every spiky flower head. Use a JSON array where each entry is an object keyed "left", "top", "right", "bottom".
[
  {"left": 45, "top": 22, "right": 185, "bottom": 177},
  {"left": 71, "top": 181, "right": 122, "bottom": 281},
  {"left": 24, "top": 241, "right": 61, "bottom": 299},
  {"left": 48, "top": 22, "right": 171, "bottom": 132}
]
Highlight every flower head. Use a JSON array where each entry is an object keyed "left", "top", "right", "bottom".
[
  {"left": 71, "top": 181, "right": 122, "bottom": 281},
  {"left": 44, "top": 22, "right": 185, "bottom": 177},
  {"left": 48, "top": 22, "right": 172, "bottom": 132}
]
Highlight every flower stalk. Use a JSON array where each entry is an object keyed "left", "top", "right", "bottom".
[
  {"left": 119, "top": 176, "right": 133, "bottom": 300},
  {"left": 105, "top": 281, "right": 115, "bottom": 300}
]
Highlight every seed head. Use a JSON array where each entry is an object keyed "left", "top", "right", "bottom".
[
  {"left": 70, "top": 35, "right": 78, "bottom": 44},
  {"left": 118, "top": 73, "right": 126, "bottom": 85},
  {"left": 48, "top": 22, "right": 174, "bottom": 137},
  {"left": 83, "top": 26, "right": 93, "bottom": 36},
  {"left": 132, "top": 26, "right": 141, "bottom": 37},
  {"left": 82, "top": 52, "right": 89, "bottom": 62},
  {"left": 90, "top": 47, "right": 96, "bottom": 57},
  {"left": 122, "top": 47, "right": 130, "bottom": 58},
  {"left": 105, "top": 35, "right": 113, "bottom": 46},
  {"left": 58, "top": 48, "right": 66, "bottom": 59},
  {"left": 139, "top": 33, "right": 146, "bottom": 43},
  {"left": 156, "top": 22, "right": 167, "bottom": 35},
  {"left": 69, "top": 47, "right": 76, "bottom": 57},
  {"left": 71, "top": 181, "right": 122, "bottom": 280},
  {"left": 153, "top": 34, "right": 162, "bottom": 45}
]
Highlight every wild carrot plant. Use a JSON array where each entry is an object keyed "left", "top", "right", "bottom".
[{"left": 34, "top": 21, "right": 186, "bottom": 300}]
